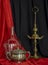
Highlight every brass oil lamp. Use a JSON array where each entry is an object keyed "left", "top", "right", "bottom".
[{"left": 27, "top": 7, "right": 44, "bottom": 59}]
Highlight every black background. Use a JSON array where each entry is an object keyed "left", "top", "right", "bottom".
[{"left": 10, "top": 0, "right": 48, "bottom": 57}]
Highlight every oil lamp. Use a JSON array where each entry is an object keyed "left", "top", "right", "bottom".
[{"left": 27, "top": 7, "right": 44, "bottom": 59}]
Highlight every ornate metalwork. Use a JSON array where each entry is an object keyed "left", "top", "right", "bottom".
[
  {"left": 27, "top": 6, "right": 44, "bottom": 59},
  {"left": 4, "top": 27, "right": 30, "bottom": 62},
  {"left": 10, "top": 47, "right": 30, "bottom": 63}
]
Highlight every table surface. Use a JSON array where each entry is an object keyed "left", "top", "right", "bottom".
[{"left": 0, "top": 58, "right": 48, "bottom": 65}]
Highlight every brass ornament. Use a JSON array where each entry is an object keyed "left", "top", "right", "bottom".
[{"left": 27, "top": 6, "right": 44, "bottom": 59}]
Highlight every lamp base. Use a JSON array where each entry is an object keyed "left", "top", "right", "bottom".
[{"left": 31, "top": 55, "right": 41, "bottom": 59}]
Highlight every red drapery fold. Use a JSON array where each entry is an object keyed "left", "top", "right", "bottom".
[
  {"left": 0, "top": 58, "right": 48, "bottom": 65},
  {"left": 0, "top": 0, "right": 14, "bottom": 58},
  {"left": 0, "top": 0, "right": 24, "bottom": 58}
]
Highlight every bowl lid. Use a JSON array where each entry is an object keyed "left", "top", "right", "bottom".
[{"left": 11, "top": 48, "right": 26, "bottom": 54}]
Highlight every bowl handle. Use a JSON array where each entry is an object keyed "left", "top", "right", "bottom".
[
  {"left": 26, "top": 51, "right": 31, "bottom": 59},
  {"left": 6, "top": 52, "right": 11, "bottom": 60}
]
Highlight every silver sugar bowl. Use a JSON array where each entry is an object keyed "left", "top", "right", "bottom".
[{"left": 7, "top": 48, "right": 30, "bottom": 63}]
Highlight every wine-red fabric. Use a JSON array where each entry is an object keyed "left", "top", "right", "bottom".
[
  {"left": 0, "top": 0, "right": 24, "bottom": 59},
  {"left": 0, "top": 0, "right": 13, "bottom": 58},
  {"left": 0, "top": 58, "right": 48, "bottom": 65}
]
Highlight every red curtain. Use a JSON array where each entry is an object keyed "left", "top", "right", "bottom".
[
  {"left": 0, "top": 0, "right": 13, "bottom": 58},
  {"left": 0, "top": 0, "right": 23, "bottom": 59}
]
